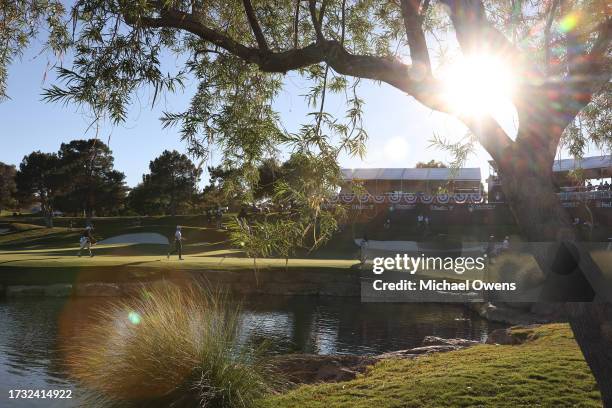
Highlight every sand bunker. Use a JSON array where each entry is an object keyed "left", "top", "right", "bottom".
[
  {"left": 100, "top": 233, "right": 169, "bottom": 245},
  {"left": 354, "top": 239, "right": 484, "bottom": 254}
]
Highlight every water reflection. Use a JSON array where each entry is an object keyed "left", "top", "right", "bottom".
[
  {"left": 0, "top": 296, "right": 503, "bottom": 407},
  {"left": 0, "top": 298, "right": 79, "bottom": 407},
  {"left": 237, "top": 297, "right": 500, "bottom": 355}
]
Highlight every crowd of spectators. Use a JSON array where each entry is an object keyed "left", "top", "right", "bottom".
[
  {"left": 557, "top": 179, "right": 612, "bottom": 194},
  {"left": 585, "top": 180, "right": 611, "bottom": 191}
]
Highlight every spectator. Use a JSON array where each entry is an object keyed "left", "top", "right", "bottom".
[
  {"left": 360, "top": 235, "right": 369, "bottom": 265},
  {"left": 383, "top": 218, "right": 391, "bottom": 230},
  {"left": 502, "top": 236, "right": 510, "bottom": 252},
  {"left": 77, "top": 226, "right": 96, "bottom": 257},
  {"left": 423, "top": 215, "right": 430, "bottom": 235},
  {"left": 486, "top": 235, "right": 496, "bottom": 262},
  {"left": 215, "top": 207, "right": 223, "bottom": 229}
]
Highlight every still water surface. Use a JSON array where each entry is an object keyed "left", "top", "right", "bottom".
[{"left": 0, "top": 296, "right": 504, "bottom": 407}]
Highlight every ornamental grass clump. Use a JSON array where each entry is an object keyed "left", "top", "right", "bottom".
[{"left": 66, "top": 284, "right": 272, "bottom": 408}]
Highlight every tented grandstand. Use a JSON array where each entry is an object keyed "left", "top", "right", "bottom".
[{"left": 332, "top": 155, "right": 612, "bottom": 227}]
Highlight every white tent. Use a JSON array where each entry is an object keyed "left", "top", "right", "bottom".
[
  {"left": 341, "top": 167, "right": 481, "bottom": 181},
  {"left": 552, "top": 155, "right": 612, "bottom": 174}
]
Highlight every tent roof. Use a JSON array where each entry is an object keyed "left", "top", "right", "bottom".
[
  {"left": 552, "top": 155, "right": 612, "bottom": 172},
  {"left": 341, "top": 167, "right": 481, "bottom": 181},
  {"left": 489, "top": 155, "right": 612, "bottom": 173}
]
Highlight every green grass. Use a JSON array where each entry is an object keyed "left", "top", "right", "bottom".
[
  {"left": 0, "top": 219, "right": 356, "bottom": 285},
  {"left": 0, "top": 217, "right": 229, "bottom": 248},
  {"left": 1, "top": 217, "right": 609, "bottom": 286},
  {"left": 0, "top": 242, "right": 356, "bottom": 287},
  {"left": 0, "top": 244, "right": 355, "bottom": 270},
  {"left": 263, "top": 324, "right": 602, "bottom": 408}
]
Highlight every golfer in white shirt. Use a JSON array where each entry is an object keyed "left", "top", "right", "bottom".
[{"left": 167, "top": 226, "right": 185, "bottom": 260}]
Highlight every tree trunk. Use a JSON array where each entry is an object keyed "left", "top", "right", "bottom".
[
  {"left": 567, "top": 303, "right": 612, "bottom": 407},
  {"left": 499, "top": 152, "right": 612, "bottom": 405}
]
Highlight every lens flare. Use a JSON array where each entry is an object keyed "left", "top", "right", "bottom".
[
  {"left": 559, "top": 13, "right": 579, "bottom": 33},
  {"left": 128, "top": 311, "right": 141, "bottom": 325}
]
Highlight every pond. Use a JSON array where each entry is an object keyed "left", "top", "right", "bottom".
[{"left": 0, "top": 295, "right": 504, "bottom": 407}]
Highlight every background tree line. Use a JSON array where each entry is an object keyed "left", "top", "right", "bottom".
[
  {"left": 0, "top": 140, "right": 204, "bottom": 222},
  {"left": 0, "top": 141, "right": 322, "bottom": 220}
]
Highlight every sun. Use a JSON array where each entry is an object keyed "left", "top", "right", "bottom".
[{"left": 441, "top": 54, "right": 516, "bottom": 117}]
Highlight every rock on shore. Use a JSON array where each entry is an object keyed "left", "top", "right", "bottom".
[{"left": 271, "top": 336, "right": 480, "bottom": 386}]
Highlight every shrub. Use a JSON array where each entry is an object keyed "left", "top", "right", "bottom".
[{"left": 66, "top": 284, "right": 273, "bottom": 408}]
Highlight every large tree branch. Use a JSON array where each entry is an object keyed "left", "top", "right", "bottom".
[
  {"left": 441, "top": 0, "right": 558, "bottom": 162},
  {"left": 129, "top": 9, "right": 256, "bottom": 62},
  {"left": 590, "top": 18, "right": 612, "bottom": 63},
  {"left": 571, "top": 17, "right": 612, "bottom": 94},
  {"left": 462, "top": 115, "right": 513, "bottom": 164},
  {"left": 554, "top": 17, "right": 611, "bottom": 131},
  {"left": 242, "top": 0, "right": 268, "bottom": 50},
  {"left": 440, "top": 0, "right": 543, "bottom": 84},
  {"left": 544, "top": 0, "right": 561, "bottom": 75},
  {"left": 399, "top": 0, "right": 432, "bottom": 74},
  {"left": 518, "top": 17, "right": 610, "bottom": 165},
  {"left": 293, "top": 0, "right": 300, "bottom": 48},
  {"left": 420, "top": 0, "right": 431, "bottom": 18},
  {"left": 340, "top": 0, "right": 346, "bottom": 45},
  {"left": 308, "top": 0, "right": 326, "bottom": 42},
  {"left": 129, "top": 4, "right": 513, "bottom": 168},
  {"left": 128, "top": 7, "right": 445, "bottom": 107}
]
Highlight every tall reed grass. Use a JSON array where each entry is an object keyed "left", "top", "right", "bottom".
[{"left": 66, "top": 283, "right": 273, "bottom": 407}]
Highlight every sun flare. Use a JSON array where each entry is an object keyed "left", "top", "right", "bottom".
[{"left": 441, "top": 54, "right": 516, "bottom": 117}]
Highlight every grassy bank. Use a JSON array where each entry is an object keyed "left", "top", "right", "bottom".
[
  {"left": 263, "top": 324, "right": 602, "bottom": 407},
  {"left": 0, "top": 219, "right": 356, "bottom": 285},
  {"left": 1, "top": 217, "right": 609, "bottom": 287},
  {"left": 0, "top": 241, "right": 356, "bottom": 286},
  {"left": 0, "top": 217, "right": 229, "bottom": 249}
]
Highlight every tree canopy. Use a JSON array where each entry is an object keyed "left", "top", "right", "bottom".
[
  {"left": 129, "top": 150, "right": 202, "bottom": 215},
  {"left": 55, "top": 139, "right": 128, "bottom": 216},
  {"left": 15, "top": 140, "right": 127, "bottom": 218},
  {"left": 0, "top": 162, "right": 17, "bottom": 212},
  {"left": 416, "top": 160, "right": 447, "bottom": 168},
  {"left": 2, "top": 1, "right": 609, "bottom": 204},
  {"left": 0, "top": 1, "right": 69, "bottom": 101},
  {"left": 15, "top": 151, "right": 61, "bottom": 221}
]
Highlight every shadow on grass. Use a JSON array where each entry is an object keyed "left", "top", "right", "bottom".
[
  {"left": 0, "top": 231, "right": 81, "bottom": 248},
  {"left": 0, "top": 257, "right": 63, "bottom": 265},
  {"left": 0, "top": 245, "right": 170, "bottom": 258}
]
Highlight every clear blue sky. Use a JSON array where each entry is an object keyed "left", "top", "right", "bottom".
[{"left": 0, "top": 36, "right": 592, "bottom": 188}]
